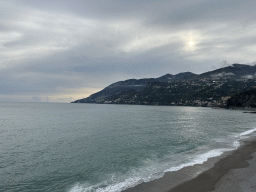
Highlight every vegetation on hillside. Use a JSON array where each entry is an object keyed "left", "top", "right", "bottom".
[
  {"left": 227, "top": 89, "right": 256, "bottom": 108},
  {"left": 100, "top": 79, "right": 256, "bottom": 107}
]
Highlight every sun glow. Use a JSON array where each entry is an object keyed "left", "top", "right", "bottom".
[
  {"left": 183, "top": 36, "right": 197, "bottom": 52},
  {"left": 189, "top": 41, "right": 194, "bottom": 46}
]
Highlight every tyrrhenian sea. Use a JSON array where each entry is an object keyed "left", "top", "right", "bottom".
[{"left": 1, "top": 103, "right": 255, "bottom": 192}]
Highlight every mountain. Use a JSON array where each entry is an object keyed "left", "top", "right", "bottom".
[
  {"left": 72, "top": 72, "right": 196, "bottom": 103},
  {"left": 72, "top": 64, "right": 256, "bottom": 104}
]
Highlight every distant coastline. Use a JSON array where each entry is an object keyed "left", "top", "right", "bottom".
[{"left": 72, "top": 64, "right": 256, "bottom": 109}]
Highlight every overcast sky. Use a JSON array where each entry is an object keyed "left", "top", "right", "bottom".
[{"left": 1, "top": 0, "right": 256, "bottom": 102}]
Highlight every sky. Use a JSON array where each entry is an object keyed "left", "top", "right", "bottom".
[{"left": 1, "top": 0, "right": 256, "bottom": 102}]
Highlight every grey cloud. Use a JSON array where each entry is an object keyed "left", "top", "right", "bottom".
[
  {"left": 146, "top": 0, "right": 256, "bottom": 28},
  {"left": 1, "top": 0, "right": 256, "bottom": 102},
  {"left": 241, "top": 75, "right": 254, "bottom": 79},
  {"left": 211, "top": 72, "right": 235, "bottom": 78}
]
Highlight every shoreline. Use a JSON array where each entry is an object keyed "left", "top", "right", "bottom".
[{"left": 123, "top": 136, "right": 256, "bottom": 192}]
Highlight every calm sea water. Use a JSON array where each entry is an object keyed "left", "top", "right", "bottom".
[{"left": 1, "top": 103, "right": 255, "bottom": 192}]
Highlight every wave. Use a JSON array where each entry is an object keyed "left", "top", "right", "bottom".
[
  {"left": 69, "top": 177, "right": 144, "bottom": 192},
  {"left": 164, "top": 148, "right": 231, "bottom": 173},
  {"left": 69, "top": 127, "right": 256, "bottom": 192},
  {"left": 238, "top": 127, "right": 256, "bottom": 136}
]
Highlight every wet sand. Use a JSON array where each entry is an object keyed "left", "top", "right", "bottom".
[{"left": 123, "top": 137, "right": 256, "bottom": 192}]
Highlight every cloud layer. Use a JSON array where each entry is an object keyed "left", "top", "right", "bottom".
[{"left": 1, "top": 0, "right": 256, "bottom": 102}]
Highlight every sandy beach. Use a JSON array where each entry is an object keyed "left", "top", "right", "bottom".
[{"left": 123, "top": 136, "right": 256, "bottom": 192}]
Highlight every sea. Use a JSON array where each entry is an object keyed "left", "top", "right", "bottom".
[{"left": 1, "top": 102, "right": 256, "bottom": 192}]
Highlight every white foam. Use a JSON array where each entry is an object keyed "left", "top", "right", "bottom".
[
  {"left": 69, "top": 182, "right": 98, "bottom": 192},
  {"left": 239, "top": 128, "right": 256, "bottom": 136},
  {"left": 164, "top": 128, "right": 256, "bottom": 174},
  {"left": 69, "top": 157, "right": 168, "bottom": 192},
  {"left": 164, "top": 148, "right": 230, "bottom": 173},
  {"left": 69, "top": 177, "right": 144, "bottom": 192},
  {"left": 96, "top": 177, "right": 143, "bottom": 192},
  {"left": 233, "top": 140, "right": 240, "bottom": 149}
]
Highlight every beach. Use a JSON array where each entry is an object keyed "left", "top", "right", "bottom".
[{"left": 123, "top": 136, "right": 256, "bottom": 192}]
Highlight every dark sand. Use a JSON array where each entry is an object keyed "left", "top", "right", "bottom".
[{"left": 123, "top": 137, "right": 256, "bottom": 192}]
